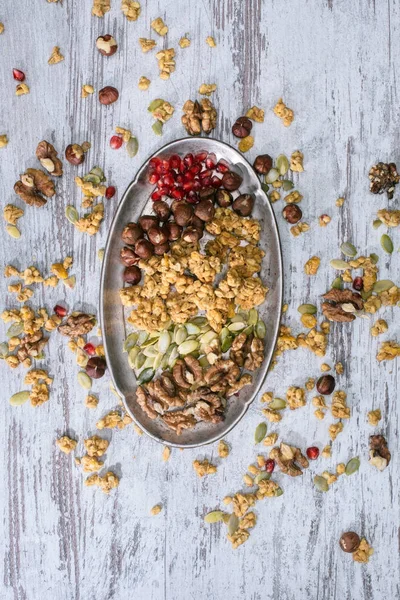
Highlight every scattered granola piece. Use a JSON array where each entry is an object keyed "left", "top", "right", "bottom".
[
  {"left": 96, "top": 409, "right": 132, "bottom": 429},
  {"left": 305, "top": 378, "right": 315, "bottom": 390},
  {"left": 264, "top": 433, "right": 278, "bottom": 447},
  {"left": 329, "top": 422, "right": 344, "bottom": 441},
  {"left": 246, "top": 106, "right": 264, "bottom": 123},
  {"left": 290, "top": 150, "right": 304, "bottom": 172},
  {"left": 81, "top": 454, "right": 104, "bottom": 472},
  {"left": 179, "top": 36, "right": 190, "bottom": 48},
  {"left": 0, "top": 134, "right": 8, "bottom": 148},
  {"left": 300, "top": 313, "right": 317, "bottom": 329},
  {"left": 336, "top": 197, "right": 345, "bottom": 207},
  {"left": 320, "top": 363, "right": 331, "bottom": 372},
  {"left": 286, "top": 386, "right": 306, "bottom": 410},
  {"left": 262, "top": 408, "right": 282, "bottom": 422},
  {"left": 92, "top": 0, "right": 110, "bottom": 17},
  {"left": 218, "top": 440, "right": 229, "bottom": 458},
  {"left": 243, "top": 474, "right": 254, "bottom": 487},
  {"left": 199, "top": 83, "right": 217, "bottom": 96},
  {"left": 228, "top": 528, "right": 250, "bottom": 549},
  {"left": 367, "top": 409, "right": 381, "bottom": 426},
  {"left": 16, "top": 83, "right": 30, "bottom": 96},
  {"left": 353, "top": 538, "right": 374, "bottom": 563},
  {"left": 56, "top": 436, "right": 77, "bottom": 454},
  {"left": 335, "top": 362, "right": 344, "bottom": 374},
  {"left": 133, "top": 424, "right": 143, "bottom": 436},
  {"left": 206, "top": 36, "right": 216, "bottom": 47},
  {"left": 376, "top": 208, "right": 400, "bottom": 227},
  {"left": 314, "top": 409, "right": 325, "bottom": 420},
  {"left": 30, "top": 383, "right": 49, "bottom": 407},
  {"left": 84, "top": 435, "right": 109, "bottom": 457},
  {"left": 75, "top": 203, "right": 104, "bottom": 235},
  {"left": 0, "top": 22, "right": 4, "bottom": 34},
  {"left": 162, "top": 446, "right": 171, "bottom": 461},
  {"left": 322, "top": 445, "right": 331, "bottom": 458},
  {"left": 121, "top": 0, "right": 141, "bottom": 20},
  {"left": 3, "top": 204, "right": 23, "bottom": 225},
  {"left": 85, "top": 394, "right": 99, "bottom": 409},
  {"left": 273, "top": 98, "right": 294, "bottom": 127},
  {"left": 85, "top": 471, "right": 119, "bottom": 493},
  {"left": 150, "top": 504, "right": 162, "bottom": 515},
  {"left": 331, "top": 390, "right": 350, "bottom": 419},
  {"left": 82, "top": 84, "right": 94, "bottom": 98},
  {"left": 139, "top": 38, "right": 156, "bottom": 52},
  {"left": 336, "top": 463, "right": 346, "bottom": 475},
  {"left": 319, "top": 214, "right": 331, "bottom": 227},
  {"left": 285, "top": 190, "right": 303, "bottom": 204},
  {"left": 138, "top": 76, "right": 150, "bottom": 90},
  {"left": 151, "top": 17, "right": 168, "bottom": 36},
  {"left": 238, "top": 135, "right": 254, "bottom": 153},
  {"left": 193, "top": 459, "right": 217, "bottom": 477},
  {"left": 290, "top": 222, "right": 310, "bottom": 237},
  {"left": 156, "top": 47, "right": 175, "bottom": 79},
  {"left": 377, "top": 340, "right": 400, "bottom": 362},
  {"left": 304, "top": 256, "right": 320, "bottom": 276},
  {"left": 48, "top": 46, "right": 64, "bottom": 65},
  {"left": 369, "top": 162, "right": 399, "bottom": 199},
  {"left": 371, "top": 319, "right": 388, "bottom": 337}
]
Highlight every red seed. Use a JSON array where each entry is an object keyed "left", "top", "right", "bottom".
[
  {"left": 13, "top": 68, "right": 26, "bottom": 82},
  {"left": 148, "top": 172, "right": 159, "bottom": 184},
  {"left": 200, "top": 169, "right": 213, "bottom": 180},
  {"left": 169, "top": 154, "right": 181, "bottom": 169},
  {"left": 149, "top": 157, "right": 161, "bottom": 168},
  {"left": 265, "top": 459, "right": 275, "bottom": 473},
  {"left": 186, "top": 191, "right": 199, "bottom": 204},
  {"left": 216, "top": 159, "right": 230, "bottom": 173},
  {"left": 171, "top": 188, "right": 185, "bottom": 200},
  {"left": 162, "top": 173, "right": 175, "bottom": 186},
  {"left": 201, "top": 176, "right": 212, "bottom": 187},
  {"left": 353, "top": 277, "right": 363, "bottom": 291},
  {"left": 195, "top": 151, "right": 208, "bottom": 162},
  {"left": 110, "top": 135, "right": 123, "bottom": 149},
  {"left": 205, "top": 153, "right": 217, "bottom": 169},
  {"left": 211, "top": 175, "right": 222, "bottom": 188},
  {"left": 105, "top": 186, "right": 116, "bottom": 199},
  {"left": 83, "top": 342, "right": 96, "bottom": 356},
  {"left": 306, "top": 446, "right": 320, "bottom": 460},
  {"left": 53, "top": 304, "right": 67, "bottom": 318},
  {"left": 151, "top": 190, "right": 162, "bottom": 201},
  {"left": 183, "top": 153, "right": 194, "bottom": 168}
]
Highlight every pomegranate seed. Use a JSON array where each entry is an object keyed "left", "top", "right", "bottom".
[
  {"left": 353, "top": 277, "right": 363, "bottom": 291},
  {"left": 202, "top": 176, "right": 212, "bottom": 187},
  {"left": 151, "top": 190, "right": 162, "bottom": 201},
  {"left": 205, "top": 153, "right": 217, "bottom": 169},
  {"left": 162, "top": 173, "right": 175, "bottom": 186},
  {"left": 189, "top": 164, "right": 202, "bottom": 175},
  {"left": 200, "top": 169, "right": 213, "bottom": 180},
  {"left": 195, "top": 151, "right": 208, "bottom": 162},
  {"left": 216, "top": 159, "right": 230, "bottom": 173},
  {"left": 171, "top": 188, "right": 184, "bottom": 200},
  {"left": 211, "top": 175, "right": 222, "bottom": 188},
  {"left": 265, "top": 459, "right": 275, "bottom": 473},
  {"left": 183, "top": 181, "right": 194, "bottom": 192},
  {"left": 306, "top": 446, "right": 320, "bottom": 460},
  {"left": 53, "top": 304, "right": 67, "bottom": 318},
  {"left": 184, "top": 171, "right": 195, "bottom": 182},
  {"left": 176, "top": 174, "right": 184, "bottom": 184},
  {"left": 169, "top": 154, "right": 181, "bottom": 169},
  {"left": 158, "top": 186, "right": 170, "bottom": 197},
  {"left": 13, "top": 68, "right": 26, "bottom": 82},
  {"left": 183, "top": 153, "right": 194, "bottom": 168},
  {"left": 110, "top": 135, "right": 123, "bottom": 149},
  {"left": 186, "top": 191, "right": 199, "bottom": 204},
  {"left": 161, "top": 159, "right": 170, "bottom": 170},
  {"left": 178, "top": 160, "right": 186, "bottom": 173},
  {"left": 83, "top": 342, "right": 96, "bottom": 356},
  {"left": 155, "top": 163, "right": 165, "bottom": 174},
  {"left": 148, "top": 172, "right": 159, "bottom": 184},
  {"left": 149, "top": 157, "right": 161, "bottom": 168},
  {"left": 192, "top": 179, "right": 201, "bottom": 191},
  {"left": 105, "top": 186, "right": 116, "bottom": 199}
]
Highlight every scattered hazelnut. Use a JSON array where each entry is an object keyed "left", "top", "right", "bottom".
[
  {"left": 221, "top": 171, "right": 243, "bottom": 191},
  {"left": 134, "top": 238, "right": 154, "bottom": 259},
  {"left": 98, "top": 86, "right": 119, "bottom": 105},
  {"left": 85, "top": 357, "right": 107, "bottom": 379},
  {"left": 138, "top": 215, "right": 159, "bottom": 232},
  {"left": 282, "top": 204, "right": 302, "bottom": 224},
  {"left": 123, "top": 265, "right": 142, "bottom": 285},
  {"left": 96, "top": 34, "right": 118, "bottom": 56},
  {"left": 147, "top": 224, "right": 169, "bottom": 245},
  {"left": 194, "top": 199, "right": 215, "bottom": 222},
  {"left": 154, "top": 242, "right": 170, "bottom": 255},
  {"left": 316, "top": 375, "right": 336, "bottom": 395},
  {"left": 121, "top": 222, "right": 143, "bottom": 245},
  {"left": 152, "top": 200, "right": 171, "bottom": 221},
  {"left": 120, "top": 247, "right": 139, "bottom": 266},
  {"left": 65, "top": 144, "right": 85, "bottom": 166},
  {"left": 182, "top": 226, "right": 203, "bottom": 243},
  {"left": 216, "top": 189, "right": 232, "bottom": 207},
  {"left": 166, "top": 222, "right": 182, "bottom": 241},
  {"left": 232, "top": 193, "right": 254, "bottom": 216},
  {"left": 339, "top": 532, "right": 361, "bottom": 553},
  {"left": 198, "top": 187, "right": 215, "bottom": 201},
  {"left": 232, "top": 116, "right": 253, "bottom": 138},
  {"left": 253, "top": 154, "right": 273, "bottom": 175},
  {"left": 172, "top": 202, "right": 193, "bottom": 226}
]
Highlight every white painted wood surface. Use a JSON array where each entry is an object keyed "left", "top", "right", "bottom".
[{"left": 0, "top": 1, "right": 399, "bottom": 598}]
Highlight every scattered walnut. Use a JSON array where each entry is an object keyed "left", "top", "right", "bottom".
[
  {"left": 56, "top": 436, "right": 77, "bottom": 454},
  {"left": 179, "top": 36, "right": 190, "bottom": 48},
  {"left": 218, "top": 440, "right": 229, "bottom": 458},
  {"left": 58, "top": 313, "right": 96, "bottom": 338},
  {"left": 14, "top": 169, "right": 55, "bottom": 207},
  {"left": 270, "top": 443, "right": 309, "bottom": 477},
  {"left": 151, "top": 17, "right": 168, "bottom": 36},
  {"left": 139, "top": 38, "right": 156, "bottom": 52},
  {"left": 85, "top": 471, "right": 119, "bottom": 493},
  {"left": 82, "top": 84, "right": 94, "bottom": 98},
  {"left": 377, "top": 340, "right": 400, "bottom": 362},
  {"left": 48, "top": 46, "right": 64, "bottom": 65},
  {"left": 206, "top": 36, "right": 216, "bottom": 47},
  {"left": 290, "top": 150, "right": 304, "bottom": 172},
  {"left": 321, "top": 288, "right": 363, "bottom": 323},
  {"left": 193, "top": 459, "right": 217, "bottom": 477},
  {"left": 367, "top": 409, "right": 381, "bottom": 426},
  {"left": 305, "top": 377, "right": 315, "bottom": 391},
  {"left": 138, "top": 76, "right": 150, "bottom": 90},
  {"left": 16, "top": 83, "right": 30, "bottom": 96},
  {"left": 92, "top": 0, "right": 110, "bottom": 17},
  {"left": 273, "top": 98, "right": 294, "bottom": 126},
  {"left": 199, "top": 83, "right": 217, "bottom": 96},
  {"left": 3, "top": 204, "right": 24, "bottom": 225},
  {"left": 121, "top": 0, "right": 141, "bottom": 20},
  {"left": 36, "top": 140, "right": 63, "bottom": 176},
  {"left": 371, "top": 318, "right": 388, "bottom": 337},
  {"left": 304, "top": 256, "right": 320, "bottom": 275},
  {"left": 319, "top": 214, "right": 331, "bottom": 227},
  {"left": 353, "top": 538, "right": 374, "bottom": 563}
]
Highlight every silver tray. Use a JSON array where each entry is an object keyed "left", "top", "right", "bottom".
[{"left": 100, "top": 137, "right": 283, "bottom": 448}]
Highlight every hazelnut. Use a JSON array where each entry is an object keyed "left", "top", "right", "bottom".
[
  {"left": 154, "top": 242, "right": 170, "bottom": 255},
  {"left": 282, "top": 204, "right": 302, "bottom": 224},
  {"left": 172, "top": 202, "right": 193, "bottom": 227},
  {"left": 190, "top": 215, "right": 205, "bottom": 230},
  {"left": 316, "top": 375, "right": 336, "bottom": 395},
  {"left": 96, "top": 34, "right": 118, "bottom": 56},
  {"left": 123, "top": 265, "right": 142, "bottom": 285},
  {"left": 65, "top": 144, "right": 85, "bottom": 166},
  {"left": 85, "top": 357, "right": 107, "bottom": 379},
  {"left": 253, "top": 154, "right": 273, "bottom": 175},
  {"left": 232, "top": 116, "right": 253, "bottom": 138},
  {"left": 120, "top": 246, "right": 139, "bottom": 266},
  {"left": 134, "top": 239, "right": 154, "bottom": 259},
  {"left": 182, "top": 226, "right": 203, "bottom": 243},
  {"left": 152, "top": 200, "right": 171, "bottom": 221},
  {"left": 194, "top": 199, "right": 215, "bottom": 222},
  {"left": 232, "top": 193, "right": 254, "bottom": 217},
  {"left": 339, "top": 532, "right": 360, "bottom": 553},
  {"left": 98, "top": 86, "right": 119, "bottom": 105},
  {"left": 166, "top": 221, "right": 182, "bottom": 241},
  {"left": 147, "top": 224, "right": 169, "bottom": 245},
  {"left": 138, "top": 215, "right": 159, "bottom": 232},
  {"left": 216, "top": 189, "right": 232, "bottom": 208},
  {"left": 121, "top": 222, "right": 143, "bottom": 245},
  {"left": 198, "top": 187, "right": 215, "bottom": 201},
  {"left": 221, "top": 171, "right": 243, "bottom": 191}
]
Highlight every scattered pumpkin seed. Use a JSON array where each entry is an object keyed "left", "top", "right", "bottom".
[
  {"left": 153, "top": 352, "right": 164, "bottom": 370},
  {"left": 261, "top": 182, "right": 269, "bottom": 194},
  {"left": 360, "top": 290, "right": 372, "bottom": 302},
  {"left": 141, "top": 336, "right": 159, "bottom": 348},
  {"left": 174, "top": 325, "right": 187, "bottom": 345},
  {"left": 345, "top": 457, "right": 360, "bottom": 476},
  {"left": 268, "top": 398, "right": 287, "bottom": 410},
  {"left": 148, "top": 98, "right": 164, "bottom": 112},
  {"left": 142, "top": 345, "right": 159, "bottom": 358},
  {"left": 313, "top": 475, "right": 329, "bottom": 492},
  {"left": 89, "top": 166, "right": 105, "bottom": 181},
  {"left": 77, "top": 371, "right": 92, "bottom": 389},
  {"left": 254, "top": 471, "right": 271, "bottom": 484},
  {"left": 276, "top": 154, "right": 289, "bottom": 176},
  {"left": 329, "top": 259, "right": 349, "bottom": 270},
  {"left": 254, "top": 422, "right": 267, "bottom": 444},
  {"left": 7, "top": 322, "right": 24, "bottom": 337},
  {"left": 178, "top": 339, "right": 199, "bottom": 355},
  {"left": 255, "top": 320, "right": 266, "bottom": 338},
  {"left": 297, "top": 303, "right": 317, "bottom": 315},
  {"left": 373, "top": 219, "right": 382, "bottom": 229},
  {"left": 200, "top": 330, "right": 218, "bottom": 346},
  {"left": 282, "top": 179, "right": 294, "bottom": 191},
  {"left": 275, "top": 487, "right": 284, "bottom": 497},
  {"left": 204, "top": 510, "right": 224, "bottom": 524},
  {"left": 97, "top": 248, "right": 105, "bottom": 261},
  {"left": 198, "top": 356, "right": 210, "bottom": 368},
  {"left": 65, "top": 205, "right": 79, "bottom": 224},
  {"left": 373, "top": 280, "right": 395, "bottom": 293},
  {"left": 6, "top": 225, "right": 21, "bottom": 239},
  {"left": 142, "top": 356, "right": 155, "bottom": 369},
  {"left": 340, "top": 241, "right": 357, "bottom": 257},
  {"left": 137, "top": 368, "right": 155, "bottom": 384},
  {"left": 9, "top": 391, "right": 30, "bottom": 406},
  {"left": 152, "top": 120, "right": 163, "bottom": 136},
  {"left": 380, "top": 234, "right": 393, "bottom": 254},
  {"left": 331, "top": 277, "right": 343, "bottom": 290},
  {"left": 0, "top": 341, "right": 9, "bottom": 358},
  {"left": 369, "top": 253, "right": 379, "bottom": 264},
  {"left": 126, "top": 135, "right": 139, "bottom": 158},
  {"left": 227, "top": 514, "right": 239, "bottom": 535},
  {"left": 265, "top": 168, "right": 279, "bottom": 184}
]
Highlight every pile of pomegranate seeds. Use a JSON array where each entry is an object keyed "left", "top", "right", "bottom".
[{"left": 148, "top": 152, "right": 230, "bottom": 204}]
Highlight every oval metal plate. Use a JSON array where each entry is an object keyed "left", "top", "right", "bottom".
[{"left": 100, "top": 137, "right": 283, "bottom": 448}]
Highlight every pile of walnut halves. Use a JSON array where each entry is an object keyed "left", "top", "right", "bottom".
[{"left": 181, "top": 98, "right": 217, "bottom": 135}]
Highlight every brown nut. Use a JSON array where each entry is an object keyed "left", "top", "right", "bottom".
[
  {"left": 282, "top": 204, "right": 302, "bottom": 224},
  {"left": 96, "top": 34, "right": 118, "bottom": 56},
  {"left": 152, "top": 200, "right": 171, "bottom": 221},
  {"left": 194, "top": 199, "right": 215, "bottom": 222},
  {"left": 316, "top": 375, "right": 336, "bottom": 395},
  {"left": 232, "top": 116, "right": 253, "bottom": 138},
  {"left": 216, "top": 188, "right": 232, "bottom": 207},
  {"left": 147, "top": 224, "right": 169, "bottom": 245},
  {"left": 85, "top": 357, "right": 107, "bottom": 379},
  {"left": 65, "top": 144, "right": 85, "bottom": 166},
  {"left": 182, "top": 226, "right": 203, "bottom": 243},
  {"left": 120, "top": 246, "right": 140, "bottom": 266},
  {"left": 166, "top": 221, "right": 182, "bottom": 241},
  {"left": 123, "top": 265, "right": 142, "bottom": 284},
  {"left": 232, "top": 193, "right": 254, "bottom": 217},
  {"left": 98, "top": 86, "right": 119, "bottom": 105},
  {"left": 253, "top": 154, "right": 273, "bottom": 175},
  {"left": 198, "top": 187, "right": 215, "bottom": 201},
  {"left": 172, "top": 202, "right": 193, "bottom": 227},
  {"left": 138, "top": 215, "right": 159, "bottom": 232},
  {"left": 190, "top": 215, "right": 205, "bottom": 230},
  {"left": 121, "top": 222, "right": 143, "bottom": 245},
  {"left": 339, "top": 532, "right": 360, "bottom": 553},
  {"left": 134, "top": 238, "right": 154, "bottom": 259},
  {"left": 154, "top": 242, "right": 170, "bottom": 255},
  {"left": 221, "top": 171, "right": 243, "bottom": 191}
]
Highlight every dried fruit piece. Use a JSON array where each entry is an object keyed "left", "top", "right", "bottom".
[
  {"left": 306, "top": 446, "right": 319, "bottom": 460},
  {"left": 13, "top": 68, "right": 25, "bottom": 81}
]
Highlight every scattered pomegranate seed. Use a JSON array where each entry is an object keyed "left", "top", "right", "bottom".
[
  {"left": 306, "top": 446, "right": 320, "bottom": 460},
  {"left": 53, "top": 304, "right": 67, "bottom": 318},
  {"left": 13, "top": 68, "right": 26, "bottom": 82},
  {"left": 105, "top": 186, "right": 116, "bottom": 199},
  {"left": 110, "top": 135, "right": 123, "bottom": 149},
  {"left": 265, "top": 459, "right": 275, "bottom": 473},
  {"left": 353, "top": 276, "right": 363, "bottom": 291},
  {"left": 83, "top": 342, "right": 96, "bottom": 356}
]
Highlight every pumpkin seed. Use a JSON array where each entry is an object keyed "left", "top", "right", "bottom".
[
  {"left": 126, "top": 135, "right": 139, "bottom": 158},
  {"left": 313, "top": 475, "right": 329, "bottom": 492},
  {"left": 89, "top": 167, "right": 105, "bottom": 181},
  {"left": 331, "top": 277, "right": 343, "bottom": 290},
  {"left": 6, "top": 224, "right": 21, "bottom": 239},
  {"left": 77, "top": 371, "right": 92, "bottom": 389},
  {"left": 247, "top": 309, "right": 258, "bottom": 326},
  {"left": 198, "top": 356, "right": 210, "bottom": 368},
  {"left": 275, "top": 487, "right": 284, "bottom": 497},
  {"left": 228, "top": 321, "right": 246, "bottom": 332},
  {"left": 178, "top": 339, "right": 199, "bottom": 355},
  {"left": 137, "top": 331, "right": 149, "bottom": 345},
  {"left": 254, "top": 471, "right": 271, "bottom": 484},
  {"left": 141, "top": 336, "right": 159, "bottom": 348},
  {"left": 128, "top": 347, "right": 140, "bottom": 369},
  {"left": 254, "top": 422, "right": 267, "bottom": 444},
  {"left": 168, "top": 346, "right": 179, "bottom": 368},
  {"left": 7, "top": 322, "right": 24, "bottom": 337},
  {"left": 158, "top": 331, "right": 171, "bottom": 353},
  {"left": 9, "top": 391, "right": 30, "bottom": 406},
  {"left": 0, "top": 341, "right": 9, "bottom": 358},
  {"left": 373, "top": 219, "right": 382, "bottom": 229},
  {"left": 65, "top": 205, "right": 78, "bottom": 223},
  {"left": 142, "top": 345, "right": 159, "bottom": 358},
  {"left": 134, "top": 352, "right": 146, "bottom": 370},
  {"left": 276, "top": 154, "right": 289, "bottom": 175},
  {"left": 137, "top": 368, "right": 155, "bottom": 384},
  {"left": 360, "top": 290, "right": 372, "bottom": 302},
  {"left": 369, "top": 253, "right": 379, "bottom": 264},
  {"left": 191, "top": 316, "right": 208, "bottom": 326},
  {"left": 142, "top": 356, "right": 155, "bottom": 369},
  {"left": 97, "top": 248, "right": 105, "bottom": 261},
  {"left": 268, "top": 398, "right": 287, "bottom": 411},
  {"left": 185, "top": 323, "right": 201, "bottom": 335},
  {"left": 265, "top": 168, "right": 279, "bottom": 184},
  {"left": 83, "top": 174, "right": 101, "bottom": 184},
  {"left": 124, "top": 332, "right": 139, "bottom": 352},
  {"left": 341, "top": 303, "right": 357, "bottom": 313},
  {"left": 243, "top": 325, "right": 253, "bottom": 336},
  {"left": 152, "top": 120, "right": 163, "bottom": 136},
  {"left": 329, "top": 259, "right": 349, "bottom": 270},
  {"left": 200, "top": 330, "right": 218, "bottom": 346},
  {"left": 255, "top": 320, "right": 266, "bottom": 339},
  {"left": 345, "top": 457, "right": 360, "bottom": 476},
  {"left": 153, "top": 352, "right": 164, "bottom": 370},
  {"left": 340, "top": 241, "right": 357, "bottom": 257},
  {"left": 282, "top": 179, "right": 294, "bottom": 191},
  {"left": 227, "top": 514, "right": 239, "bottom": 535},
  {"left": 230, "top": 314, "right": 246, "bottom": 323},
  {"left": 261, "top": 183, "right": 269, "bottom": 194},
  {"left": 297, "top": 303, "right": 317, "bottom": 315},
  {"left": 222, "top": 514, "right": 230, "bottom": 525},
  {"left": 220, "top": 327, "right": 230, "bottom": 343},
  {"left": 380, "top": 234, "right": 393, "bottom": 254},
  {"left": 174, "top": 326, "right": 187, "bottom": 345},
  {"left": 148, "top": 98, "right": 164, "bottom": 112},
  {"left": 221, "top": 335, "right": 233, "bottom": 352},
  {"left": 204, "top": 510, "right": 224, "bottom": 524},
  {"left": 373, "top": 280, "right": 395, "bottom": 293}
]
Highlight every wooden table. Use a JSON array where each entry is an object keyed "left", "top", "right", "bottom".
[{"left": 1, "top": 1, "right": 399, "bottom": 598}]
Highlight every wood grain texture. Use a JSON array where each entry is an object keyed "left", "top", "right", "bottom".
[{"left": 0, "top": 1, "right": 399, "bottom": 599}]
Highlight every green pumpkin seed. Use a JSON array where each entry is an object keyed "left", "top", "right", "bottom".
[
  {"left": 148, "top": 98, "right": 164, "bottom": 112},
  {"left": 178, "top": 339, "right": 199, "bottom": 355},
  {"left": 7, "top": 322, "right": 24, "bottom": 337},
  {"left": 227, "top": 514, "right": 239, "bottom": 535},
  {"left": 360, "top": 290, "right": 372, "bottom": 301},
  {"left": 97, "top": 248, "right": 105, "bottom": 261},
  {"left": 83, "top": 173, "right": 101, "bottom": 185},
  {"left": 297, "top": 303, "right": 317, "bottom": 315},
  {"left": 230, "top": 314, "right": 246, "bottom": 323},
  {"left": 142, "top": 356, "right": 155, "bottom": 369},
  {"left": 174, "top": 326, "right": 187, "bottom": 345},
  {"left": 228, "top": 321, "right": 246, "bottom": 332},
  {"left": 255, "top": 320, "right": 266, "bottom": 339},
  {"left": 243, "top": 325, "right": 253, "bottom": 336},
  {"left": 331, "top": 277, "right": 343, "bottom": 290},
  {"left": 380, "top": 234, "right": 393, "bottom": 254},
  {"left": 142, "top": 345, "right": 159, "bottom": 358},
  {"left": 158, "top": 331, "right": 171, "bottom": 353},
  {"left": 9, "top": 391, "right": 30, "bottom": 406},
  {"left": 137, "top": 368, "right": 155, "bottom": 384},
  {"left": 265, "top": 168, "right": 279, "bottom": 184},
  {"left": 373, "top": 219, "right": 382, "bottom": 229},
  {"left": 65, "top": 205, "right": 79, "bottom": 224},
  {"left": 152, "top": 120, "right": 163, "bottom": 136},
  {"left": 77, "top": 371, "right": 92, "bottom": 389},
  {"left": 254, "top": 471, "right": 271, "bottom": 484},
  {"left": 6, "top": 225, "right": 21, "bottom": 239},
  {"left": 282, "top": 179, "right": 294, "bottom": 191},
  {"left": 275, "top": 487, "right": 284, "bottom": 497},
  {"left": 153, "top": 352, "right": 164, "bottom": 370},
  {"left": 198, "top": 356, "right": 210, "bottom": 368},
  {"left": 221, "top": 335, "right": 233, "bottom": 352},
  {"left": 128, "top": 347, "right": 140, "bottom": 369},
  {"left": 247, "top": 309, "right": 258, "bottom": 326},
  {"left": 340, "top": 241, "right": 357, "bottom": 258},
  {"left": 185, "top": 323, "right": 200, "bottom": 335},
  {"left": 370, "top": 253, "right": 379, "bottom": 264},
  {"left": 220, "top": 327, "right": 230, "bottom": 343},
  {"left": 345, "top": 457, "right": 360, "bottom": 476},
  {"left": 222, "top": 514, "right": 230, "bottom": 525},
  {"left": 313, "top": 475, "right": 329, "bottom": 492},
  {"left": 89, "top": 166, "right": 105, "bottom": 181},
  {"left": 191, "top": 316, "right": 208, "bottom": 326},
  {"left": 204, "top": 510, "right": 224, "bottom": 524},
  {"left": 134, "top": 352, "right": 146, "bottom": 371},
  {"left": 126, "top": 136, "right": 139, "bottom": 158},
  {"left": 276, "top": 154, "right": 289, "bottom": 175},
  {"left": 200, "top": 330, "right": 218, "bottom": 346},
  {"left": 124, "top": 332, "right": 139, "bottom": 352},
  {"left": 373, "top": 280, "right": 395, "bottom": 293},
  {"left": 137, "top": 331, "right": 149, "bottom": 345},
  {"left": 261, "top": 183, "right": 269, "bottom": 194},
  {"left": 330, "top": 259, "right": 349, "bottom": 270},
  {"left": 0, "top": 341, "right": 9, "bottom": 358},
  {"left": 268, "top": 398, "right": 287, "bottom": 411},
  {"left": 254, "top": 422, "right": 267, "bottom": 444},
  {"left": 141, "top": 336, "right": 159, "bottom": 348},
  {"left": 168, "top": 346, "right": 179, "bottom": 368}
]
